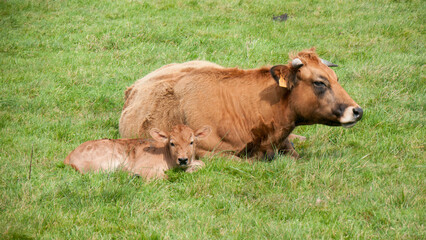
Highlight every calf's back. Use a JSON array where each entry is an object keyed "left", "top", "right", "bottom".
[{"left": 64, "top": 138, "right": 172, "bottom": 178}]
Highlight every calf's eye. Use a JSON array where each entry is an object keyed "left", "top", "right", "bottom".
[
  {"left": 170, "top": 142, "right": 175, "bottom": 147},
  {"left": 190, "top": 141, "right": 194, "bottom": 145}
]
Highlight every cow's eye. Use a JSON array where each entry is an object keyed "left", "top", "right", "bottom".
[
  {"left": 190, "top": 141, "right": 194, "bottom": 145},
  {"left": 313, "top": 81, "right": 326, "bottom": 88},
  {"left": 170, "top": 142, "right": 175, "bottom": 147}
]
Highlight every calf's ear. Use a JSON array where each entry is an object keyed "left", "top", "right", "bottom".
[
  {"left": 195, "top": 126, "right": 212, "bottom": 139},
  {"left": 149, "top": 128, "right": 169, "bottom": 143}
]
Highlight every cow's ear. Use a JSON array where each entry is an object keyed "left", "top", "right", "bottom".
[
  {"left": 195, "top": 125, "right": 212, "bottom": 140},
  {"left": 149, "top": 128, "right": 169, "bottom": 143},
  {"left": 270, "top": 65, "right": 292, "bottom": 89}
]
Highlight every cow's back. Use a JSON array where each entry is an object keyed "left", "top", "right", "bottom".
[{"left": 119, "top": 61, "right": 223, "bottom": 138}]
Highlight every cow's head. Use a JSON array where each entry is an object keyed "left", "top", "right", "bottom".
[
  {"left": 270, "top": 48, "right": 363, "bottom": 128},
  {"left": 149, "top": 125, "right": 211, "bottom": 167}
]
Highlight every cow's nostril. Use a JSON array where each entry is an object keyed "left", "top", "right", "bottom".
[
  {"left": 178, "top": 158, "right": 188, "bottom": 165},
  {"left": 353, "top": 107, "right": 363, "bottom": 121}
]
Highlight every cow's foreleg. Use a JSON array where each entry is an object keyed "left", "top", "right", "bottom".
[
  {"left": 196, "top": 149, "right": 243, "bottom": 161},
  {"left": 287, "top": 134, "right": 306, "bottom": 141},
  {"left": 279, "top": 138, "right": 301, "bottom": 159}
]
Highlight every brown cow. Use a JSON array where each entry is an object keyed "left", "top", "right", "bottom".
[
  {"left": 119, "top": 48, "right": 363, "bottom": 160},
  {"left": 64, "top": 125, "right": 212, "bottom": 180}
]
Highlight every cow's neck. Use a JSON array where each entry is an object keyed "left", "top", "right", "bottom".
[
  {"left": 248, "top": 88, "right": 297, "bottom": 149},
  {"left": 273, "top": 88, "right": 297, "bottom": 134}
]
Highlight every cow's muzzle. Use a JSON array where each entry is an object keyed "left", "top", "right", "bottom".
[
  {"left": 340, "top": 106, "right": 363, "bottom": 128},
  {"left": 353, "top": 107, "right": 363, "bottom": 121}
]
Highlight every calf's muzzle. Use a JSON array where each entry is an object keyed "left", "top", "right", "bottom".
[{"left": 178, "top": 158, "right": 188, "bottom": 166}]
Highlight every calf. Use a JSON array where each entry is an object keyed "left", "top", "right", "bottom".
[{"left": 64, "top": 125, "right": 211, "bottom": 180}]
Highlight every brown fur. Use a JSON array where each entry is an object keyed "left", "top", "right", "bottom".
[
  {"left": 64, "top": 125, "right": 211, "bottom": 180},
  {"left": 119, "top": 49, "right": 361, "bottom": 160}
]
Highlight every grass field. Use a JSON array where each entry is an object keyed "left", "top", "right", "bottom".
[{"left": 1, "top": 0, "right": 424, "bottom": 239}]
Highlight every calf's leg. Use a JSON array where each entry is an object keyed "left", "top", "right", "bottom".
[{"left": 185, "top": 160, "right": 205, "bottom": 173}]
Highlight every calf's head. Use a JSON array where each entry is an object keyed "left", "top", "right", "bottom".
[
  {"left": 149, "top": 125, "right": 212, "bottom": 167},
  {"left": 271, "top": 49, "right": 363, "bottom": 128}
]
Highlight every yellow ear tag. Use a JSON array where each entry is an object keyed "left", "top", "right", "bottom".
[{"left": 279, "top": 76, "right": 287, "bottom": 88}]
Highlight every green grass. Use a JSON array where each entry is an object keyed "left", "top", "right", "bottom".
[{"left": 1, "top": 0, "right": 424, "bottom": 239}]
